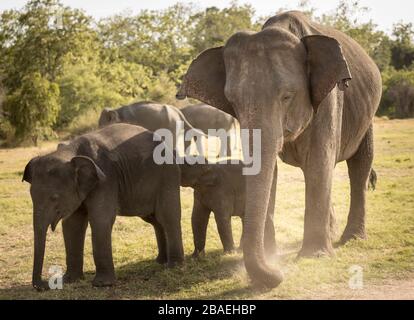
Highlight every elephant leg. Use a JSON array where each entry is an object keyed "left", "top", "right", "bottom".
[
  {"left": 214, "top": 211, "right": 235, "bottom": 253},
  {"left": 89, "top": 211, "right": 116, "bottom": 287},
  {"left": 62, "top": 206, "right": 88, "bottom": 283},
  {"left": 264, "top": 165, "right": 277, "bottom": 257},
  {"left": 191, "top": 198, "right": 211, "bottom": 257},
  {"left": 329, "top": 204, "right": 337, "bottom": 241},
  {"left": 156, "top": 182, "right": 184, "bottom": 267},
  {"left": 340, "top": 125, "right": 374, "bottom": 244},
  {"left": 299, "top": 154, "right": 335, "bottom": 258},
  {"left": 142, "top": 215, "right": 167, "bottom": 264}
]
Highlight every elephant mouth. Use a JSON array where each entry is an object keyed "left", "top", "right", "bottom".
[{"left": 50, "top": 213, "right": 63, "bottom": 232}]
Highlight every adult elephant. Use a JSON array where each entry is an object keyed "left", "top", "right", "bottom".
[
  {"left": 99, "top": 101, "right": 205, "bottom": 155},
  {"left": 181, "top": 104, "right": 238, "bottom": 156},
  {"left": 176, "top": 11, "right": 382, "bottom": 288}
]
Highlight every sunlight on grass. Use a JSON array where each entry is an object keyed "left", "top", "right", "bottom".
[{"left": 0, "top": 118, "right": 413, "bottom": 299}]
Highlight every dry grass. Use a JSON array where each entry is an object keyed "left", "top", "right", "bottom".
[{"left": 0, "top": 118, "right": 413, "bottom": 299}]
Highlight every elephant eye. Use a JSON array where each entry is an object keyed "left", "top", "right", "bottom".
[
  {"left": 282, "top": 92, "right": 295, "bottom": 104},
  {"left": 50, "top": 194, "right": 59, "bottom": 201}
]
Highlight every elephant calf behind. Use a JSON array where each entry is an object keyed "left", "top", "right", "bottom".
[
  {"left": 180, "top": 161, "right": 276, "bottom": 257},
  {"left": 23, "top": 123, "right": 184, "bottom": 290},
  {"left": 98, "top": 101, "right": 206, "bottom": 155}
]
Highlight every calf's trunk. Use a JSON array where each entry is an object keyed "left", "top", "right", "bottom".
[{"left": 32, "top": 215, "right": 48, "bottom": 291}]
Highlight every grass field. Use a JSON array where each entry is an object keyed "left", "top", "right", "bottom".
[{"left": 0, "top": 118, "right": 413, "bottom": 299}]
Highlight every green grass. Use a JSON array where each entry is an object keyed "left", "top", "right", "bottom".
[{"left": 0, "top": 118, "right": 413, "bottom": 299}]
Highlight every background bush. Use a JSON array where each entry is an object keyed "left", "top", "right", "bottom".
[{"left": 0, "top": 0, "right": 413, "bottom": 145}]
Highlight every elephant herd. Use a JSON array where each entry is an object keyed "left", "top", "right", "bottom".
[{"left": 23, "top": 11, "right": 382, "bottom": 291}]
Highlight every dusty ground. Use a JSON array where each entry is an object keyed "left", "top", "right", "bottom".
[{"left": 304, "top": 278, "right": 414, "bottom": 300}]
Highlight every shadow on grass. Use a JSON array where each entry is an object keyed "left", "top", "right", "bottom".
[
  {"left": 0, "top": 239, "right": 308, "bottom": 300},
  {"left": 0, "top": 250, "right": 258, "bottom": 299}
]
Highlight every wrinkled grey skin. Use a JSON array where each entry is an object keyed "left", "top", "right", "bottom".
[
  {"left": 180, "top": 161, "right": 276, "bottom": 257},
  {"left": 23, "top": 124, "right": 183, "bottom": 291},
  {"left": 99, "top": 101, "right": 205, "bottom": 153},
  {"left": 177, "top": 11, "right": 382, "bottom": 287},
  {"left": 181, "top": 104, "right": 238, "bottom": 156}
]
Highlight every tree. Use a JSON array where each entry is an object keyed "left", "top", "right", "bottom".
[
  {"left": 57, "top": 59, "right": 152, "bottom": 126},
  {"left": 390, "top": 22, "right": 414, "bottom": 70},
  {"left": 381, "top": 68, "right": 414, "bottom": 118},
  {"left": 0, "top": 0, "right": 99, "bottom": 89},
  {"left": 5, "top": 72, "right": 60, "bottom": 143},
  {"left": 320, "top": 0, "right": 392, "bottom": 71},
  {"left": 98, "top": 3, "right": 195, "bottom": 82},
  {"left": 189, "top": 3, "right": 258, "bottom": 54}
]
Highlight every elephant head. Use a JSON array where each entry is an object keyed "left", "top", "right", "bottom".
[
  {"left": 177, "top": 27, "right": 351, "bottom": 287},
  {"left": 180, "top": 162, "right": 218, "bottom": 188},
  {"left": 23, "top": 154, "right": 105, "bottom": 290},
  {"left": 98, "top": 108, "right": 120, "bottom": 128}
]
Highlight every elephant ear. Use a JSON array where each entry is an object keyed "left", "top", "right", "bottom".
[
  {"left": 176, "top": 47, "right": 236, "bottom": 118},
  {"left": 302, "top": 35, "right": 352, "bottom": 112},
  {"left": 71, "top": 156, "right": 106, "bottom": 199},
  {"left": 22, "top": 157, "right": 39, "bottom": 184}
]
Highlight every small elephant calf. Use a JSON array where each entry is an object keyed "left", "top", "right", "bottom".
[
  {"left": 180, "top": 161, "right": 276, "bottom": 257},
  {"left": 23, "top": 123, "right": 184, "bottom": 290}
]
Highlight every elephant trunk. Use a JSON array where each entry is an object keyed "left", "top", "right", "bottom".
[
  {"left": 32, "top": 214, "right": 48, "bottom": 291},
  {"left": 241, "top": 117, "right": 283, "bottom": 288}
]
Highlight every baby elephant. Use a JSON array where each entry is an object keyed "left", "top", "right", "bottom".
[
  {"left": 23, "top": 123, "right": 184, "bottom": 291},
  {"left": 180, "top": 161, "right": 276, "bottom": 257}
]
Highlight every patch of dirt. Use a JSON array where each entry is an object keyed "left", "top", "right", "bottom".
[{"left": 309, "top": 278, "right": 414, "bottom": 300}]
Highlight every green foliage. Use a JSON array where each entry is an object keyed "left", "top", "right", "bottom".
[
  {"left": 144, "top": 72, "right": 178, "bottom": 105},
  {"left": 5, "top": 72, "right": 60, "bottom": 142},
  {"left": 65, "top": 107, "right": 101, "bottom": 137},
  {"left": 57, "top": 63, "right": 126, "bottom": 127},
  {"left": 320, "top": 1, "right": 392, "bottom": 71},
  {"left": 1, "top": 0, "right": 414, "bottom": 145},
  {"left": 380, "top": 68, "right": 414, "bottom": 118},
  {"left": 390, "top": 22, "right": 414, "bottom": 70},
  {"left": 98, "top": 3, "right": 195, "bottom": 82},
  {"left": 189, "top": 3, "right": 259, "bottom": 54},
  {"left": 318, "top": 0, "right": 414, "bottom": 116},
  {"left": 0, "top": 0, "right": 100, "bottom": 141}
]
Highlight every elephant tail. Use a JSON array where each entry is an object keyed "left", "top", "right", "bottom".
[{"left": 368, "top": 168, "right": 377, "bottom": 191}]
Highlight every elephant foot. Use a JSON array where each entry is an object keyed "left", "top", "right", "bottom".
[
  {"left": 155, "top": 254, "right": 168, "bottom": 265},
  {"left": 297, "top": 242, "right": 335, "bottom": 259},
  {"left": 192, "top": 249, "right": 205, "bottom": 259},
  {"left": 245, "top": 261, "right": 284, "bottom": 289},
  {"left": 63, "top": 272, "right": 84, "bottom": 284},
  {"left": 92, "top": 274, "right": 115, "bottom": 287},
  {"left": 339, "top": 228, "right": 366, "bottom": 245},
  {"left": 32, "top": 279, "right": 50, "bottom": 292}
]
